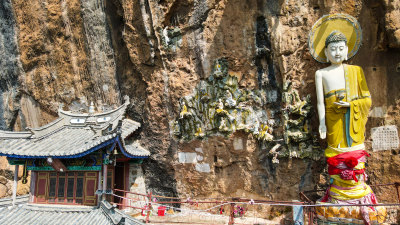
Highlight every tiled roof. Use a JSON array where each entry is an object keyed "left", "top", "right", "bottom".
[
  {"left": 101, "top": 200, "right": 144, "bottom": 225},
  {"left": 0, "top": 201, "right": 144, "bottom": 225},
  {"left": 121, "top": 119, "right": 141, "bottom": 139},
  {"left": 0, "top": 204, "right": 108, "bottom": 224},
  {"left": 0, "top": 127, "right": 118, "bottom": 158},
  {"left": 0, "top": 97, "right": 148, "bottom": 158},
  {"left": 0, "top": 195, "right": 29, "bottom": 207},
  {"left": 122, "top": 141, "right": 150, "bottom": 157}
]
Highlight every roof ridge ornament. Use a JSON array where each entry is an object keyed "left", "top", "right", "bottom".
[
  {"left": 123, "top": 95, "right": 130, "bottom": 105},
  {"left": 89, "top": 102, "right": 95, "bottom": 114}
]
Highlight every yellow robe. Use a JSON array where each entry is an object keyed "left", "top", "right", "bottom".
[
  {"left": 324, "top": 64, "right": 373, "bottom": 201},
  {"left": 325, "top": 65, "right": 371, "bottom": 150}
]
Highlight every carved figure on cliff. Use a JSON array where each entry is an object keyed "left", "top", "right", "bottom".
[
  {"left": 179, "top": 101, "right": 192, "bottom": 119},
  {"left": 224, "top": 90, "right": 236, "bottom": 108},
  {"left": 216, "top": 99, "right": 227, "bottom": 116},
  {"left": 309, "top": 14, "right": 386, "bottom": 224}
]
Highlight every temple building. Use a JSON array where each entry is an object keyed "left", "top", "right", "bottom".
[{"left": 0, "top": 97, "right": 148, "bottom": 224}]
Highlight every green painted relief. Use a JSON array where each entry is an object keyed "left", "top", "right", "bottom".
[
  {"left": 274, "top": 81, "right": 321, "bottom": 161},
  {"left": 172, "top": 58, "right": 273, "bottom": 142},
  {"left": 172, "top": 59, "right": 321, "bottom": 162}
]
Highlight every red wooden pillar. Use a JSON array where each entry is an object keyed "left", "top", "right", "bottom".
[
  {"left": 102, "top": 164, "right": 108, "bottom": 201},
  {"left": 121, "top": 162, "right": 129, "bottom": 209},
  {"left": 97, "top": 170, "right": 102, "bottom": 205},
  {"left": 229, "top": 202, "right": 235, "bottom": 225},
  {"left": 146, "top": 192, "right": 152, "bottom": 223}
]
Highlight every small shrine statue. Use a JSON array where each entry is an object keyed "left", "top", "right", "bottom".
[
  {"left": 224, "top": 90, "right": 236, "bottom": 108},
  {"left": 216, "top": 98, "right": 227, "bottom": 115},
  {"left": 309, "top": 14, "right": 386, "bottom": 224},
  {"left": 179, "top": 101, "right": 191, "bottom": 119},
  {"left": 214, "top": 61, "right": 223, "bottom": 77}
]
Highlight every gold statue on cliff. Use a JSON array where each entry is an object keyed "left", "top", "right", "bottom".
[{"left": 309, "top": 14, "right": 386, "bottom": 224}]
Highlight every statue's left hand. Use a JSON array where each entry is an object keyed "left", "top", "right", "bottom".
[{"left": 334, "top": 101, "right": 350, "bottom": 107}]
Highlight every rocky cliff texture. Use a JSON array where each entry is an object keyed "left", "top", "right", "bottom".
[{"left": 1, "top": 0, "right": 400, "bottom": 207}]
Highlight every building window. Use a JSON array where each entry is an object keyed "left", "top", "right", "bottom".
[{"left": 35, "top": 171, "right": 98, "bottom": 206}]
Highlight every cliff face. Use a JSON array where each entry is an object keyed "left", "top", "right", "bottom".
[{"left": 1, "top": 0, "right": 400, "bottom": 203}]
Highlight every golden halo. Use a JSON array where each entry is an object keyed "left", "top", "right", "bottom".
[{"left": 308, "top": 14, "right": 362, "bottom": 63}]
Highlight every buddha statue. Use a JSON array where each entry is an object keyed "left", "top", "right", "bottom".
[
  {"left": 315, "top": 31, "right": 371, "bottom": 147},
  {"left": 309, "top": 14, "right": 386, "bottom": 225}
]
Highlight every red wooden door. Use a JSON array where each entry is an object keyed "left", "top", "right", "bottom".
[
  {"left": 83, "top": 172, "right": 98, "bottom": 205},
  {"left": 35, "top": 172, "right": 49, "bottom": 203}
]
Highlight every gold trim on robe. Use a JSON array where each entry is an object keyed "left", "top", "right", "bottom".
[{"left": 324, "top": 65, "right": 371, "bottom": 149}]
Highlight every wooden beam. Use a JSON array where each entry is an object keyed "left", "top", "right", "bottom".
[{"left": 47, "top": 158, "right": 67, "bottom": 172}]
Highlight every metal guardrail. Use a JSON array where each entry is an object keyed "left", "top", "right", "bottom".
[
  {"left": 110, "top": 189, "right": 307, "bottom": 224},
  {"left": 105, "top": 183, "right": 400, "bottom": 225}
]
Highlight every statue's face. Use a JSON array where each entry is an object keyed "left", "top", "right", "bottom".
[{"left": 324, "top": 41, "right": 348, "bottom": 64}]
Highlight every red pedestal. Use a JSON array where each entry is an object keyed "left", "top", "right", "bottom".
[{"left": 157, "top": 206, "right": 166, "bottom": 216}]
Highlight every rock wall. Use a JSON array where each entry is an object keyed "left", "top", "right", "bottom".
[
  {"left": 0, "top": 0, "right": 23, "bottom": 130},
  {"left": 0, "top": 158, "right": 30, "bottom": 198},
  {"left": 0, "top": 0, "right": 399, "bottom": 207}
]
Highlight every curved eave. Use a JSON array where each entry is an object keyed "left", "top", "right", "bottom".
[
  {"left": 3, "top": 137, "right": 119, "bottom": 159},
  {"left": 116, "top": 137, "right": 149, "bottom": 159},
  {"left": 58, "top": 100, "right": 128, "bottom": 118},
  {"left": 1, "top": 134, "right": 150, "bottom": 159},
  {"left": 30, "top": 118, "right": 64, "bottom": 132}
]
